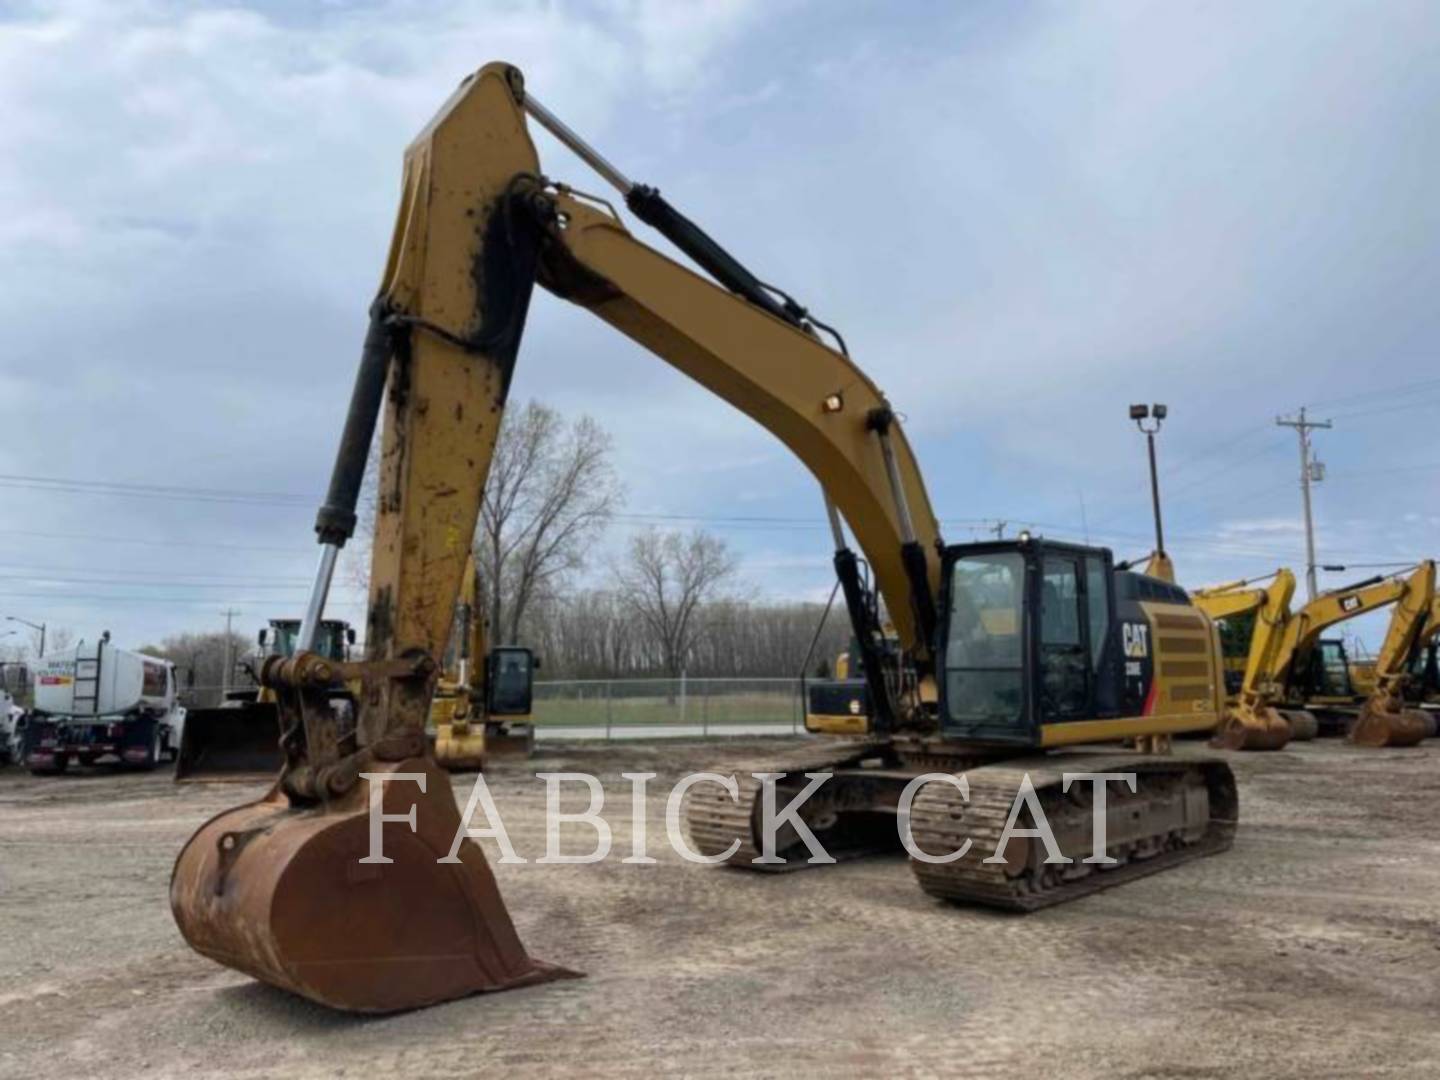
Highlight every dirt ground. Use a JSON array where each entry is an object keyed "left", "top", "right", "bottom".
[{"left": 1, "top": 737, "right": 1438, "bottom": 1079}]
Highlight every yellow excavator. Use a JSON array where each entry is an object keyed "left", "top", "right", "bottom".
[
  {"left": 170, "top": 62, "right": 1239, "bottom": 1014},
  {"left": 1191, "top": 570, "right": 1301, "bottom": 750},
  {"left": 1193, "top": 563, "right": 1433, "bottom": 749},
  {"left": 431, "top": 554, "right": 538, "bottom": 770},
  {"left": 1293, "top": 563, "right": 1437, "bottom": 743}
]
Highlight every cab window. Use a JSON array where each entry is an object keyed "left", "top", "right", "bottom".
[{"left": 944, "top": 551, "right": 1025, "bottom": 726}]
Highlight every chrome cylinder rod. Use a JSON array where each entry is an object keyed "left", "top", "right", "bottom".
[
  {"left": 295, "top": 543, "right": 340, "bottom": 653},
  {"left": 874, "top": 428, "right": 918, "bottom": 545},
  {"left": 522, "top": 94, "right": 633, "bottom": 195},
  {"left": 823, "top": 494, "right": 847, "bottom": 552}
]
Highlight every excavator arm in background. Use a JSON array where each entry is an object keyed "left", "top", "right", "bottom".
[
  {"left": 170, "top": 61, "right": 943, "bottom": 1013},
  {"left": 432, "top": 553, "right": 539, "bottom": 769},
  {"left": 1341, "top": 561, "right": 1436, "bottom": 745},
  {"left": 1192, "top": 569, "right": 1299, "bottom": 750},
  {"left": 1196, "top": 564, "right": 1435, "bottom": 750}
]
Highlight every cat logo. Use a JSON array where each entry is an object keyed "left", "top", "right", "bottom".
[
  {"left": 1339, "top": 595, "right": 1361, "bottom": 612},
  {"left": 1122, "top": 623, "right": 1150, "bottom": 659}
]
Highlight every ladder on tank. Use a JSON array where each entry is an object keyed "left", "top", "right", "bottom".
[{"left": 72, "top": 641, "right": 102, "bottom": 717}]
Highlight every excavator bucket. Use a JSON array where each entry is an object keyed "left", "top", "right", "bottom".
[
  {"left": 174, "top": 702, "right": 282, "bottom": 781},
  {"left": 171, "top": 757, "right": 576, "bottom": 1012},
  {"left": 1348, "top": 702, "right": 1429, "bottom": 748},
  {"left": 1211, "top": 705, "right": 1292, "bottom": 751},
  {"left": 434, "top": 721, "right": 487, "bottom": 772}
]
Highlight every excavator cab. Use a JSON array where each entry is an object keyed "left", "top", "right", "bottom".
[
  {"left": 938, "top": 538, "right": 1217, "bottom": 745},
  {"left": 174, "top": 618, "right": 355, "bottom": 781}
]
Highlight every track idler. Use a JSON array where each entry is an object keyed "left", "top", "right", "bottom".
[
  {"left": 1210, "top": 704, "right": 1292, "bottom": 751},
  {"left": 171, "top": 756, "right": 574, "bottom": 1012}
]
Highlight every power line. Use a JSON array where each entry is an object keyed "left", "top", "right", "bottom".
[
  {"left": 1305, "top": 375, "right": 1440, "bottom": 411},
  {"left": 0, "top": 528, "right": 308, "bottom": 554},
  {"left": 0, "top": 473, "right": 313, "bottom": 506}
]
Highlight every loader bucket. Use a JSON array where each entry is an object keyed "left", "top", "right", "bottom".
[
  {"left": 1211, "top": 706, "right": 1292, "bottom": 751},
  {"left": 175, "top": 703, "right": 283, "bottom": 782},
  {"left": 1348, "top": 704, "right": 1429, "bottom": 748},
  {"left": 171, "top": 757, "right": 576, "bottom": 1012}
]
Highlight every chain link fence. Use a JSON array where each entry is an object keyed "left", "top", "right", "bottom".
[
  {"left": 180, "top": 677, "right": 808, "bottom": 740},
  {"left": 533, "top": 677, "right": 805, "bottom": 739}
]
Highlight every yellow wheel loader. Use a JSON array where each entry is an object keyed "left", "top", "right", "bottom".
[
  {"left": 171, "top": 63, "right": 1240, "bottom": 1014},
  {"left": 174, "top": 617, "right": 355, "bottom": 780}
]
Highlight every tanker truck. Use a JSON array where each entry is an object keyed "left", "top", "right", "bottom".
[{"left": 21, "top": 634, "right": 185, "bottom": 774}]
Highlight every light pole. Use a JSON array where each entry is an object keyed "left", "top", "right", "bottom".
[
  {"left": 1129, "top": 403, "right": 1168, "bottom": 565},
  {"left": 5, "top": 615, "right": 45, "bottom": 657}
]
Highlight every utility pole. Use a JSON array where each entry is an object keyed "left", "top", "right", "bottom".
[
  {"left": 990, "top": 520, "right": 1007, "bottom": 539},
  {"left": 220, "top": 609, "right": 240, "bottom": 695},
  {"left": 1276, "top": 407, "right": 1332, "bottom": 601}
]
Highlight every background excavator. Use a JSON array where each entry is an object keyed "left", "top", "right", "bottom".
[
  {"left": 1192, "top": 563, "right": 1434, "bottom": 749},
  {"left": 1191, "top": 570, "right": 1301, "bottom": 749},
  {"left": 170, "top": 62, "right": 1240, "bottom": 1015},
  {"left": 430, "top": 553, "right": 537, "bottom": 770},
  {"left": 1292, "top": 563, "right": 1437, "bottom": 741}
]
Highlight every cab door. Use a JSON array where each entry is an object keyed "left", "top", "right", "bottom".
[
  {"left": 1038, "top": 554, "right": 1091, "bottom": 720},
  {"left": 939, "top": 546, "right": 1037, "bottom": 744}
]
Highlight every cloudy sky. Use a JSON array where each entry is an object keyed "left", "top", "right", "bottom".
[{"left": 2, "top": 0, "right": 1437, "bottom": 658}]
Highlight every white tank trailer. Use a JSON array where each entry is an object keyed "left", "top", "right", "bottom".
[{"left": 22, "top": 636, "right": 186, "bottom": 774}]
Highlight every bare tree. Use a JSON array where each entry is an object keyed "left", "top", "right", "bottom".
[
  {"left": 477, "top": 401, "right": 622, "bottom": 645},
  {"left": 612, "top": 528, "right": 738, "bottom": 678},
  {"left": 344, "top": 399, "right": 621, "bottom": 650}
]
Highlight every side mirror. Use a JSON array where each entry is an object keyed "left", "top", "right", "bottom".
[
  {"left": 533, "top": 655, "right": 542, "bottom": 671},
  {"left": 346, "top": 628, "right": 357, "bottom": 645},
  {"left": 258, "top": 629, "right": 268, "bottom": 647}
]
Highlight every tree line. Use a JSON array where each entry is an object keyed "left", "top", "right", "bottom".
[{"left": 132, "top": 398, "right": 854, "bottom": 701}]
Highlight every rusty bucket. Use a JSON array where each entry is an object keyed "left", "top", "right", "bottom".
[
  {"left": 1348, "top": 702, "right": 1429, "bottom": 749},
  {"left": 1210, "top": 706, "right": 1292, "bottom": 752},
  {"left": 171, "top": 757, "right": 575, "bottom": 1012}
]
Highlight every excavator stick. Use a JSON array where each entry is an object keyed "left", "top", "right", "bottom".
[
  {"left": 172, "top": 756, "right": 573, "bottom": 1012},
  {"left": 171, "top": 63, "right": 575, "bottom": 1012},
  {"left": 174, "top": 702, "right": 282, "bottom": 781}
]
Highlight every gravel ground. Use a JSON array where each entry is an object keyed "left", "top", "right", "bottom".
[{"left": 1, "top": 737, "right": 1438, "bottom": 1079}]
